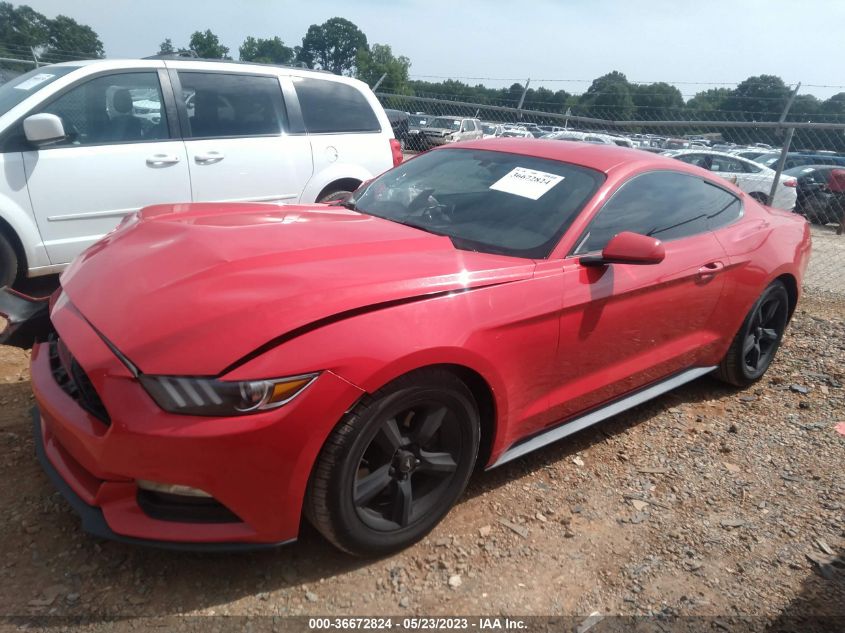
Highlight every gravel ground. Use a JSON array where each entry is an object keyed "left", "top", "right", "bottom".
[{"left": 0, "top": 248, "right": 843, "bottom": 630}]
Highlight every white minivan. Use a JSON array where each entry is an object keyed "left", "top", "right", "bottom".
[{"left": 0, "top": 59, "right": 401, "bottom": 286}]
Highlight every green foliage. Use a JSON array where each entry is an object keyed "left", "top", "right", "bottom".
[
  {"left": 0, "top": 2, "right": 102, "bottom": 69},
  {"left": 239, "top": 36, "right": 294, "bottom": 65},
  {"left": 44, "top": 14, "right": 104, "bottom": 60},
  {"left": 189, "top": 29, "right": 230, "bottom": 59},
  {"left": 298, "top": 17, "right": 367, "bottom": 75},
  {"left": 685, "top": 87, "right": 732, "bottom": 113},
  {"left": 158, "top": 38, "right": 174, "bottom": 54},
  {"left": 576, "top": 71, "right": 635, "bottom": 119},
  {"left": 355, "top": 43, "right": 410, "bottom": 92},
  {"left": 631, "top": 82, "right": 684, "bottom": 118}
]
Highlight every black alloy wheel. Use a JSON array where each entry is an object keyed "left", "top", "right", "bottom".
[
  {"left": 306, "top": 369, "right": 480, "bottom": 556},
  {"left": 717, "top": 280, "right": 790, "bottom": 386}
]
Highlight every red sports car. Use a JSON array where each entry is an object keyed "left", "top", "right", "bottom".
[{"left": 29, "top": 139, "right": 811, "bottom": 555}]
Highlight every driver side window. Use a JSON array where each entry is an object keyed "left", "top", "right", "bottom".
[
  {"left": 573, "top": 171, "right": 739, "bottom": 254},
  {"left": 38, "top": 72, "right": 168, "bottom": 146}
]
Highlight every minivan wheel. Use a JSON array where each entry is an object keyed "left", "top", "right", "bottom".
[
  {"left": 305, "top": 369, "right": 480, "bottom": 556},
  {"left": 717, "top": 280, "right": 789, "bottom": 387},
  {"left": 318, "top": 189, "right": 354, "bottom": 204},
  {"left": 0, "top": 233, "right": 18, "bottom": 288}
]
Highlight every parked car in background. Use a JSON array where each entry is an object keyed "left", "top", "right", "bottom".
[
  {"left": 384, "top": 108, "right": 411, "bottom": 149},
  {"left": 784, "top": 164, "right": 845, "bottom": 225},
  {"left": 752, "top": 152, "right": 845, "bottom": 171},
  {"left": 418, "top": 117, "right": 483, "bottom": 147},
  {"left": 406, "top": 113, "right": 435, "bottom": 151},
  {"left": 481, "top": 122, "right": 504, "bottom": 138},
  {"left": 0, "top": 59, "right": 400, "bottom": 288},
  {"left": 29, "top": 139, "right": 810, "bottom": 555},
  {"left": 663, "top": 150, "right": 797, "bottom": 210},
  {"left": 544, "top": 130, "right": 633, "bottom": 147},
  {"left": 500, "top": 128, "right": 534, "bottom": 139}
]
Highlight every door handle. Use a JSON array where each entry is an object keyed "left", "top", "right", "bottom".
[
  {"left": 194, "top": 151, "right": 224, "bottom": 165},
  {"left": 697, "top": 261, "right": 725, "bottom": 280},
  {"left": 146, "top": 153, "right": 181, "bottom": 166}
]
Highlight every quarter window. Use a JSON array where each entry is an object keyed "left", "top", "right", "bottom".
[
  {"left": 178, "top": 72, "right": 286, "bottom": 138},
  {"left": 574, "top": 171, "right": 741, "bottom": 254},
  {"left": 39, "top": 72, "right": 167, "bottom": 146},
  {"left": 293, "top": 77, "right": 380, "bottom": 133}
]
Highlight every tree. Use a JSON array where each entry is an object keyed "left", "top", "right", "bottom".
[
  {"left": 298, "top": 17, "right": 368, "bottom": 75},
  {"left": 189, "top": 29, "right": 230, "bottom": 59},
  {"left": 0, "top": 2, "right": 49, "bottom": 50},
  {"left": 721, "top": 75, "right": 791, "bottom": 121},
  {"left": 577, "top": 71, "right": 635, "bottom": 119},
  {"left": 239, "top": 36, "right": 294, "bottom": 65},
  {"left": 821, "top": 92, "right": 845, "bottom": 118},
  {"left": 44, "top": 14, "right": 104, "bottom": 60},
  {"left": 158, "top": 38, "right": 175, "bottom": 54},
  {"left": 355, "top": 43, "right": 410, "bottom": 92},
  {"left": 685, "top": 87, "right": 732, "bottom": 114},
  {"left": 631, "top": 82, "right": 684, "bottom": 119}
]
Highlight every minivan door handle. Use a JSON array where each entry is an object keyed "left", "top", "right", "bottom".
[
  {"left": 697, "top": 261, "right": 725, "bottom": 281},
  {"left": 194, "top": 151, "right": 224, "bottom": 165},
  {"left": 146, "top": 153, "right": 181, "bottom": 167}
]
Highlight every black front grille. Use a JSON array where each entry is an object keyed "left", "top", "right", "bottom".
[{"left": 48, "top": 337, "right": 111, "bottom": 425}]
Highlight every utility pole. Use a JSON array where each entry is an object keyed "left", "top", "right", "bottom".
[{"left": 372, "top": 73, "right": 388, "bottom": 92}]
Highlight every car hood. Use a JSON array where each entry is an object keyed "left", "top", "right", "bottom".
[
  {"left": 420, "top": 127, "right": 455, "bottom": 136},
  {"left": 60, "top": 202, "right": 535, "bottom": 376}
]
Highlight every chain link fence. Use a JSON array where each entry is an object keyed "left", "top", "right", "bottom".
[{"left": 378, "top": 91, "right": 845, "bottom": 294}]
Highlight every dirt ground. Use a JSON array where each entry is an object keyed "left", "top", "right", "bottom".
[{"left": 0, "top": 245, "right": 843, "bottom": 630}]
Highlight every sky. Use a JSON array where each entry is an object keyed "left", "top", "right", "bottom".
[{"left": 20, "top": 0, "right": 845, "bottom": 100}]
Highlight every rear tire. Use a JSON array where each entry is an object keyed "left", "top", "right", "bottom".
[
  {"left": 717, "top": 281, "right": 789, "bottom": 387},
  {"left": 305, "top": 369, "right": 480, "bottom": 557},
  {"left": 0, "top": 232, "right": 18, "bottom": 288}
]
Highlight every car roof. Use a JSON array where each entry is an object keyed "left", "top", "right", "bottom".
[{"left": 448, "top": 138, "right": 670, "bottom": 173}]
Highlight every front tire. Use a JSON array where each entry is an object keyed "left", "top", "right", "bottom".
[
  {"left": 0, "top": 232, "right": 18, "bottom": 288},
  {"left": 717, "top": 280, "right": 789, "bottom": 387},
  {"left": 305, "top": 369, "right": 480, "bottom": 556}
]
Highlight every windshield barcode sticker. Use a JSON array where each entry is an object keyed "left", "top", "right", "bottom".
[
  {"left": 14, "top": 73, "right": 55, "bottom": 91},
  {"left": 489, "top": 167, "right": 564, "bottom": 200}
]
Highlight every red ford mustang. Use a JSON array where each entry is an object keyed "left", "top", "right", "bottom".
[{"left": 29, "top": 139, "right": 811, "bottom": 555}]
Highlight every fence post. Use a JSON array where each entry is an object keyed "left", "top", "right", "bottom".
[
  {"left": 516, "top": 78, "right": 530, "bottom": 120},
  {"left": 768, "top": 82, "right": 801, "bottom": 205},
  {"left": 372, "top": 73, "right": 387, "bottom": 92},
  {"left": 30, "top": 47, "right": 41, "bottom": 67}
]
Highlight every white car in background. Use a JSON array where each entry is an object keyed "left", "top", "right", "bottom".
[
  {"left": 0, "top": 59, "right": 400, "bottom": 287},
  {"left": 662, "top": 149, "right": 797, "bottom": 210},
  {"left": 544, "top": 130, "right": 634, "bottom": 148}
]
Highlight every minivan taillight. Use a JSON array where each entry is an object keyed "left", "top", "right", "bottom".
[
  {"left": 390, "top": 138, "right": 403, "bottom": 167},
  {"left": 783, "top": 178, "right": 797, "bottom": 188}
]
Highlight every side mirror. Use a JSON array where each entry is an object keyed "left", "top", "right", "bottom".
[
  {"left": 580, "top": 231, "right": 666, "bottom": 266},
  {"left": 23, "top": 113, "right": 66, "bottom": 146}
]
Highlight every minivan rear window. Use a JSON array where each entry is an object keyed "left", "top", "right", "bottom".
[{"left": 293, "top": 77, "right": 380, "bottom": 134}]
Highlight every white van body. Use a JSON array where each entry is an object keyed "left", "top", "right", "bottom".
[{"left": 0, "top": 59, "right": 397, "bottom": 284}]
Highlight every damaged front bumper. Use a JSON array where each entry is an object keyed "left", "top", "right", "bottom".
[{"left": 0, "top": 287, "right": 53, "bottom": 348}]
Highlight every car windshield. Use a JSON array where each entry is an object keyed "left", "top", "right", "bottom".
[
  {"left": 409, "top": 115, "right": 430, "bottom": 126},
  {"left": 428, "top": 117, "right": 461, "bottom": 130},
  {"left": 0, "top": 65, "right": 78, "bottom": 117},
  {"left": 349, "top": 148, "right": 605, "bottom": 259},
  {"left": 481, "top": 124, "right": 497, "bottom": 134}
]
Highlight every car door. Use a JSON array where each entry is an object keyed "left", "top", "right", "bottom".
[
  {"left": 21, "top": 69, "right": 191, "bottom": 265},
  {"left": 171, "top": 69, "right": 313, "bottom": 204},
  {"left": 540, "top": 170, "right": 735, "bottom": 429}
]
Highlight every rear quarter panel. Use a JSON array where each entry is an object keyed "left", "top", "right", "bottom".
[{"left": 708, "top": 198, "right": 811, "bottom": 359}]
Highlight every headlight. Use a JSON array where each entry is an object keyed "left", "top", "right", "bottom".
[{"left": 139, "top": 373, "right": 318, "bottom": 416}]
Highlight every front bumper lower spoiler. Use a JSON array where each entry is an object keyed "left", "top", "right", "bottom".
[{"left": 31, "top": 408, "right": 293, "bottom": 553}]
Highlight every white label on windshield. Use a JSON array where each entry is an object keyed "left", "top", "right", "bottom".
[
  {"left": 14, "top": 73, "right": 55, "bottom": 90},
  {"left": 489, "top": 167, "right": 564, "bottom": 200}
]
